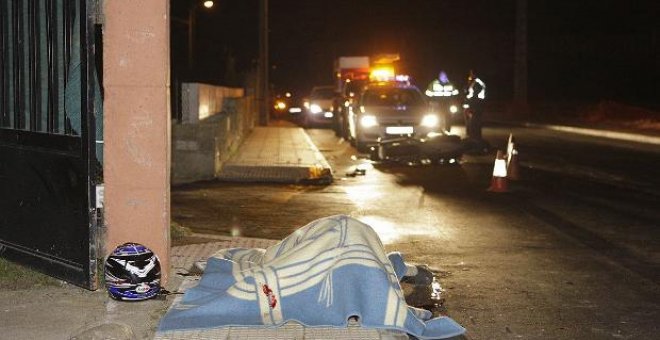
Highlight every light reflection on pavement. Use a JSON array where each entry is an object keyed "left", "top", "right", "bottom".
[
  {"left": 357, "top": 215, "right": 447, "bottom": 245},
  {"left": 342, "top": 161, "right": 457, "bottom": 244}
]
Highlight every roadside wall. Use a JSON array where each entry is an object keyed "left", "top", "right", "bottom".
[
  {"left": 172, "top": 94, "right": 256, "bottom": 184},
  {"left": 182, "top": 83, "right": 245, "bottom": 123}
]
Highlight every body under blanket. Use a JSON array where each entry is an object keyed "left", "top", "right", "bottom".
[{"left": 158, "top": 215, "right": 465, "bottom": 339}]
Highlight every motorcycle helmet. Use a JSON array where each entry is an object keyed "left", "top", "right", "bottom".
[{"left": 105, "top": 243, "right": 161, "bottom": 301}]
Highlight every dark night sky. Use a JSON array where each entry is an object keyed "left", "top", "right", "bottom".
[{"left": 172, "top": 0, "right": 659, "bottom": 107}]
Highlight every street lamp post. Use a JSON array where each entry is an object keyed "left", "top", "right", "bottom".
[
  {"left": 171, "top": 0, "right": 213, "bottom": 121},
  {"left": 258, "top": 0, "right": 269, "bottom": 126},
  {"left": 187, "top": 0, "right": 214, "bottom": 73}
]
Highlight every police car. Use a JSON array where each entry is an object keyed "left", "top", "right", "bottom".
[{"left": 347, "top": 81, "right": 443, "bottom": 152}]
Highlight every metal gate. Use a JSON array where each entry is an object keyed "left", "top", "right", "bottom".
[{"left": 0, "top": 0, "right": 99, "bottom": 289}]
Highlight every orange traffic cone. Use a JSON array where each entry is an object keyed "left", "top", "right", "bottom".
[
  {"left": 507, "top": 147, "right": 520, "bottom": 180},
  {"left": 488, "top": 150, "right": 508, "bottom": 192}
]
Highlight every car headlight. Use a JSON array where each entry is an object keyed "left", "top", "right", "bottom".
[
  {"left": 420, "top": 114, "right": 439, "bottom": 128},
  {"left": 310, "top": 104, "right": 322, "bottom": 114},
  {"left": 360, "top": 115, "right": 378, "bottom": 128},
  {"left": 449, "top": 105, "right": 458, "bottom": 114}
]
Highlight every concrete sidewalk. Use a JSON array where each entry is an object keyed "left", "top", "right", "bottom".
[{"left": 217, "top": 126, "right": 333, "bottom": 183}]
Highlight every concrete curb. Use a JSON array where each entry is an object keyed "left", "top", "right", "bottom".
[
  {"left": 217, "top": 164, "right": 325, "bottom": 183},
  {"left": 217, "top": 163, "right": 332, "bottom": 184},
  {"left": 217, "top": 127, "right": 333, "bottom": 184},
  {"left": 300, "top": 127, "right": 334, "bottom": 178}
]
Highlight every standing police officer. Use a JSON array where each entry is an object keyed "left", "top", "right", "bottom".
[
  {"left": 463, "top": 70, "right": 486, "bottom": 140},
  {"left": 426, "top": 71, "right": 460, "bottom": 131}
]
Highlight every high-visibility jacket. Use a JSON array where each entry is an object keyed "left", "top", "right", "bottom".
[
  {"left": 425, "top": 79, "right": 460, "bottom": 98},
  {"left": 465, "top": 77, "right": 486, "bottom": 102}
]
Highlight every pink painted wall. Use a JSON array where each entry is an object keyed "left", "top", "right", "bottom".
[{"left": 103, "top": 0, "right": 171, "bottom": 283}]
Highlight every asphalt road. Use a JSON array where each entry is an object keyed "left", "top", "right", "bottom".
[{"left": 172, "top": 123, "right": 660, "bottom": 339}]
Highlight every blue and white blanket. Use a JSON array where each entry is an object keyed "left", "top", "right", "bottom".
[{"left": 158, "top": 215, "right": 465, "bottom": 339}]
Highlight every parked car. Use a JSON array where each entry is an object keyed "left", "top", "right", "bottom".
[
  {"left": 347, "top": 82, "right": 442, "bottom": 152},
  {"left": 302, "top": 85, "right": 337, "bottom": 128},
  {"left": 286, "top": 95, "right": 307, "bottom": 121}
]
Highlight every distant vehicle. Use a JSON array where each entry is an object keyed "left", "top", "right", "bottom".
[
  {"left": 302, "top": 85, "right": 336, "bottom": 128},
  {"left": 271, "top": 92, "right": 293, "bottom": 119},
  {"left": 285, "top": 95, "right": 306, "bottom": 120},
  {"left": 347, "top": 82, "right": 441, "bottom": 152},
  {"left": 271, "top": 92, "right": 307, "bottom": 121}
]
